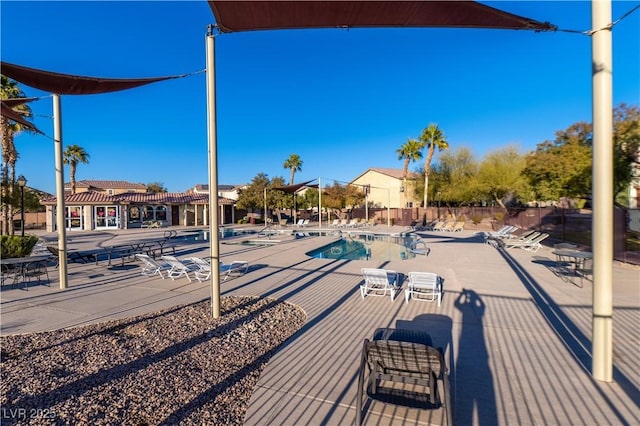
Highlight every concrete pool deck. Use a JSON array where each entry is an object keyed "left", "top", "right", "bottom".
[{"left": 1, "top": 225, "right": 639, "bottom": 425}]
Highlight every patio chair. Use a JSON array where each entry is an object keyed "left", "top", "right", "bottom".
[
  {"left": 160, "top": 255, "right": 197, "bottom": 282},
  {"left": 356, "top": 328, "right": 452, "bottom": 426},
  {"left": 405, "top": 271, "right": 443, "bottom": 306},
  {"left": 135, "top": 254, "right": 169, "bottom": 279},
  {"left": 360, "top": 268, "right": 400, "bottom": 301},
  {"left": 329, "top": 219, "right": 340, "bottom": 228},
  {"left": 23, "top": 259, "right": 50, "bottom": 288}
]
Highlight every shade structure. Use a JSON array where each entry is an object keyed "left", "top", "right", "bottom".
[
  {"left": 208, "top": 0, "right": 556, "bottom": 33},
  {"left": 0, "top": 62, "right": 179, "bottom": 95},
  {"left": 0, "top": 98, "right": 42, "bottom": 133},
  {"left": 272, "top": 180, "right": 316, "bottom": 194}
]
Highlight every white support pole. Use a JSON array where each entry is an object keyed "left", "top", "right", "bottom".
[
  {"left": 53, "top": 94, "right": 68, "bottom": 290},
  {"left": 591, "top": 0, "right": 613, "bottom": 382},
  {"left": 206, "top": 27, "right": 221, "bottom": 318}
]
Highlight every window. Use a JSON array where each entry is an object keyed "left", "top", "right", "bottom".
[
  {"left": 95, "top": 206, "right": 119, "bottom": 228},
  {"left": 65, "top": 206, "right": 83, "bottom": 229}
]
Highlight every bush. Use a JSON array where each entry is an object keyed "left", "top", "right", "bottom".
[
  {"left": 470, "top": 214, "right": 483, "bottom": 225},
  {"left": 0, "top": 235, "right": 39, "bottom": 258}
]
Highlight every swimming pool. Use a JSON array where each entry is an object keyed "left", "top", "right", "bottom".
[{"left": 306, "top": 234, "right": 424, "bottom": 261}]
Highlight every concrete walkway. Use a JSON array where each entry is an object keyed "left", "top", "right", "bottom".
[{"left": 1, "top": 226, "right": 638, "bottom": 425}]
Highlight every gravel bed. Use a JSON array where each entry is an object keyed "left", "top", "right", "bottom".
[{"left": 1, "top": 296, "right": 306, "bottom": 425}]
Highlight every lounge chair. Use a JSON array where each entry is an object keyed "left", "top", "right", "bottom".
[
  {"left": 294, "top": 219, "right": 305, "bottom": 227},
  {"left": 220, "top": 260, "right": 249, "bottom": 282},
  {"left": 329, "top": 219, "right": 340, "bottom": 228},
  {"left": 160, "top": 255, "right": 197, "bottom": 282},
  {"left": 356, "top": 328, "right": 452, "bottom": 426},
  {"left": 405, "top": 271, "right": 443, "bottom": 306},
  {"left": 360, "top": 268, "right": 400, "bottom": 301},
  {"left": 427, "top": 221, "right": 445, "bottom": 231},
  {"left": 338, "top": 219, "right": 349, "bottom": 228},
  {"left": 502, "top": 233, "right": 549, "bottom": 252},
  {"left": 438, "top": 221, "right": 455, "bottom": 232},
  {"left": 448, "top": 221, "right": 464, "bottom": 232},
  {"left": 188, "top": 257, "right": 212, "bottom": 282},
  {"left": 347, "top": 218, "right": 360, "bottom": 228},
  {"left": 135, "top": 254, "right": 169, "bottom": 279},
  {"left": 46, "top": 245, "right": 90, "bottom": 266}
]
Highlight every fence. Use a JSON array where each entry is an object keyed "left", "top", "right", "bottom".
[{"left": 351, "top": 206, "right": 640, "bottom": 266}]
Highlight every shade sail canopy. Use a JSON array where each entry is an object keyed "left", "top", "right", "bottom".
[
  {"left": 0, "top": 98, "right": 42, "bottom": 133},
  {"left": 272, "top": 180, "right": 316, "bottom": 193},
  {"left": 208, "top": 1, "right": 555, "bottom": 33},
  {"left": 0, "top": 62, "right": 179, "bottom": 95}
]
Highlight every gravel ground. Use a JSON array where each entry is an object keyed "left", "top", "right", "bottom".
[{"left": 1, "top": 296, "right": 306, "bottom": 425}]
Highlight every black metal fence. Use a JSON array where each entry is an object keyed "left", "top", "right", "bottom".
[{"left": 352, "top": 206, "right": 640, "bottom": 266}]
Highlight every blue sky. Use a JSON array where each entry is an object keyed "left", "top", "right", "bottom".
[{"left": 2, "top": 1, "right": 639, "bottom": 194}]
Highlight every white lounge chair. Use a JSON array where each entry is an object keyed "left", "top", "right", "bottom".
[
  {"left": 160, "top": 255, "right": 197, "bottom": 282},
  {"left": 360, "top": 268, "right": 400, "bottom": 301},
  {"left": 135, "top": 254, "right": 169, "bottom": 279},
  {"left": 188, "top": 257, "right": 212, "bottom": 282},
  {"left": 502, "top": 233, "right": 549, "bottom": 252},
  {"left": 220, "top": 260, "right": 249, "bottom": 282},
  {"left": 405, "top": 271, "right": 443, "bottom": 306}
]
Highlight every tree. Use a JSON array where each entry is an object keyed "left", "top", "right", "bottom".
[
  {"left": 477, "top": 146, "right": 530, "bottom": 209},
  {"left": 146, "top": 182, "right": 167, "bottom": 193},
  {"left": 418, "top": 123, "right": 448, "bottom": 207},
  {"left": 431, "top": 147, "right": 479, "bottom": 206},
  {"left": 283, "top": 154, "right": 303, "bottom": 185},
  {"left": 396, "top": 138, "right": 423, "bottom": 180},
  {"left": 1, "top": 76, "right": 34, "bottom": 234},
  {"left": 613, "top": 104, "right": 640, "bottom": 205},
  {"left": 63, "top": 145, "right": 90, "bottom": 194}
]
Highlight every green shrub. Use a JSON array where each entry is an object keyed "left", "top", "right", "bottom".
[
  {"left": 470, "top": 214, "right": 483, "bottom": 225},
  {"left": 0, "top": 235, "right": 39, "bottom": 258},
  {"left": 494, "top": 212, "right": 505, "bottom": 223}
]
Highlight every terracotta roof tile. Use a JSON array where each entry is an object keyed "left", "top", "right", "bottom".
[{"left": 41, "top": 192, "right": 234, "bottom": 205}]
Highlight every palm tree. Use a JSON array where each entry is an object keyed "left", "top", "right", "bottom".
[
  {"left": 396, "top": 138, "right": 424, "bottom": 179},
  {"left": 1, "top": 76, "right": 33, "bottom": 234},
  {"left": 419, "top": 123, "right": 449, "bottom": 208},
  {"left": 63, "top": 145, "right": 90, "bottom": 194},
  {"left": 283, "top": 154, "right": 303, "bottom": 185}
]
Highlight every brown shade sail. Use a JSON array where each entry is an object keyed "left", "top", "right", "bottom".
[
  {"left": 208, "top": 1, "right": 555, "bottom": 33},
  {"left": 0, "top": 99, "right": 42, "bottom": 133},
  {"left": 0, "top": 62, "right": 180, "bottom": 95},
  {"left": 272, "top": 180, "right": 316, "bottom": 193}
]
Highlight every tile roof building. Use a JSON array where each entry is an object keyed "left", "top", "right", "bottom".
[{"left": 42, "top": 180, "right": 238, "bottom": 232}]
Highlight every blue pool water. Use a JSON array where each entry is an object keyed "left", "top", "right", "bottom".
[{"left": 306, "top": 234, "right": 424, "bottom": 261}]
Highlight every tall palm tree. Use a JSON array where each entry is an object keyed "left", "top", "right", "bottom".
[
  {"left": 396, "top": 138, "right": 424, "bottom": 179},
  {"left": 283, "top": 154, "right": 303, "bottom": 185},
  {"left": 1, "top": 76, "right": 33, "bottom": 234},
  {"left": 63, "top": 145, "right": 90, "bottom": 194},
  {"left": 419, "top": 123, "right": 449, "bottom": 208}
]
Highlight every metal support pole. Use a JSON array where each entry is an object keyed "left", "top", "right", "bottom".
[
  {"left": 206, "top": 26, "right": 221, "bottom": 318},
  {"left": 591, "top": 0, "right": 613, "bottom": 382},
  {"left": 20, "top": 186, "right": 25, "bottom": 237},
  {"left": 53, "top": 94, "right": 68, "bottom": 289}
]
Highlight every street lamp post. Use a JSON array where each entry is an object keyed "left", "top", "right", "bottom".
[{"left": 17, "top": 175, "right": 27, "bottom": 237}]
